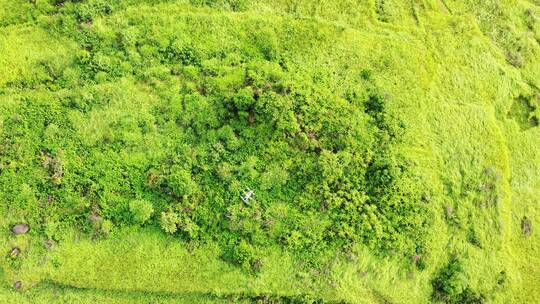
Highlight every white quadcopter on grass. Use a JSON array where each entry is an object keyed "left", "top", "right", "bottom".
[{"left": 241, "top": 188, "right": 255, "bottom": 205}]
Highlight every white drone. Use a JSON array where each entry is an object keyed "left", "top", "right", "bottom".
[{"left": 241, "top": 188, "right": 254, "bottom": 204}]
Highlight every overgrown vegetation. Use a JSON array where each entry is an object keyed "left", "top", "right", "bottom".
[
  {"left": 431, "top": 257, "right": 484, "bottom": 304},
  {"left": 0, "top": 0, "right": 538, "bottom": 303}
]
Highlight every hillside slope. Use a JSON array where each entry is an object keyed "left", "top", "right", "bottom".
[{"left": 0, "top": 1, "right": 539, "bottom": 303}]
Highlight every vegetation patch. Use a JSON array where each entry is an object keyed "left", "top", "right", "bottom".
[
  {"left": 431, "top": 257, "right": 484, "bottom": 304},
  {"left": 508, "top": 94, "right": 539, "bottom": 131},
  {"left": 0, "top": 0, "right": 539, "bottom": 303}
]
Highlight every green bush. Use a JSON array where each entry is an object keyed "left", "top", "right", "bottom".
[
  {"left": 160, "top": 211, "right": 180, "bottom": 234},
  {"left": 223, "top": 240, "right": 260, "bottom": 271},
  {"left": 129, "top": 200, "right": 154, "bottom": 225},
  {"left": 431, "top": 257, "right": 484, "bottom": 304}
]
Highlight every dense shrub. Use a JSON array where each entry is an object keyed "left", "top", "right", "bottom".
[
  {"left": 432, "top": 257, "right": 484, "bottom": 304},
  {"left": 129, "top": 200, "right": 154, "bottom": 224},
  {"left": 160, "top": 211, "right": 180, "bottom": 234}
]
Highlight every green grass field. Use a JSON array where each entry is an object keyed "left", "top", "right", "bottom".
[{"left": 0, "top": 0, "right": 539, "bottom": 303}]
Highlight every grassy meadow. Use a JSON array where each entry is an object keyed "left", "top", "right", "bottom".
[{"left": 0, "top": 0, "right": 539, "bottom": 303}]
